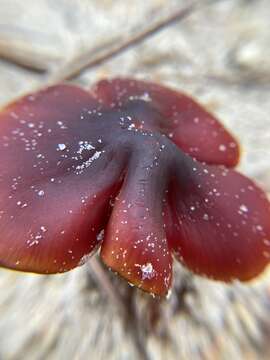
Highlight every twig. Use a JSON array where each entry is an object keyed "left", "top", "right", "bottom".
[
  {"left": 87, "top": 255, "right": 127, "bottom": 315},
  {"left": 47, "top": 3, "right": 196, "bottom": 83},
  {"left": 124, "top": 287, "right": 151, "bottom": 360},
  {"left": 88, "top": 257, "right": 150, "bottom": 360},
  {"left": 0, "top": 34, "right": 59, "bottom": 72}
]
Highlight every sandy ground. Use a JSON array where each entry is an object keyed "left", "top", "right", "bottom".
[{"left": 0, "top": 1, "right": 270, "bottom": 359}]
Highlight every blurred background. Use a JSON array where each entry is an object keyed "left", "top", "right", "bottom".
[{"left": 0, "top": 1, "right": 270, "bottom": 359}]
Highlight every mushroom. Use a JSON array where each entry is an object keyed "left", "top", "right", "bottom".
[{"left": 0, "top": 78, "right": 269, "bottom": 296}]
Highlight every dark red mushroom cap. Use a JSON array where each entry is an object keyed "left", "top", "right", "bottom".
[
  {"left": 0, "top": 78, "right": 269, "bottom": 296},
  {"left": 93, "top": 78, "right": 240, "bottom": 167}
]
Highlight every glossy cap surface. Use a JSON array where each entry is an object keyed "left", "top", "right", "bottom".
[{"left": 0, "top": 79, "right": 269, "bottom": 295}]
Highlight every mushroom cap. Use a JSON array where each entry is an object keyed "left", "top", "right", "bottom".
[
  {"left": 93, "top": 78, "right": 240, "bottom": 167},
  {"left": 0, "top": 78, "right": 269, "bottom": 296}
]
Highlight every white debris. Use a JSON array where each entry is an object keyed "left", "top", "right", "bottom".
[
  {"left": 57, "top": 143, "right": 66, "bottom": 151},
  {"left": 219, "top": 144, "right": 227, "bottom": 152},
  {"left": 75, "top": 151, "right": 103, "bottom": 175},
  {"left": 239, "top": 204, "right": 248, "bottom": 213},
  {"left": 140, "top": 262, "right": 155, "bottom": 280}
]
